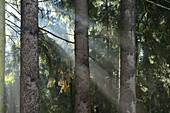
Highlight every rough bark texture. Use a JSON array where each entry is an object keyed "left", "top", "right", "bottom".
[
  {"left": 20, "top": 0, "right": 39, "bottom": 113},
  {"left": 75, "top": 0, "right": 90, "bottom": 113},
  {"left": 119, "top": 0, "right": 136, "bottom": 113},
  {"left": 0, "top": 0, "right": 5, "bottom": 112}
]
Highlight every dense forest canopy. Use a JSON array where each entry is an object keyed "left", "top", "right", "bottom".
[{"left": 0, "top": 0, "right": 169, "bottom": 113}]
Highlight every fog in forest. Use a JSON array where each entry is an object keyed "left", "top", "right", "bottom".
[
  {"left": 4, "top": 1, "right": 119, "bottom": 113},
  {"left": 3, "top": 0, "right": 169, "bottom": 113}
]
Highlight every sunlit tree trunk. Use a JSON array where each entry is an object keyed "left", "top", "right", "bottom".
[
  {"left": 117, "top": 47, "right": 121, "bottom": 112},
  {"left": 0, "top": 0, "right": 5, "bottom": 112},
  {"left": 74, "top": 0, "right": 90, "bottom": 112},
  {"left": 119, "top": 0, "right": 136, "bottom": 113},
  {"left": 20, "top": 0, "right": 39, "bottom": 112}
]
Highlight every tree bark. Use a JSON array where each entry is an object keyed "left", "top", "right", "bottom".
[
  {"left": 20, "top": 0, "right": 39, "bottom": 113},
  {"left": 0, "top": 0, "right": 5, "bottom": 112},
  {"left": 119, "top": 0, "right": 136, "bottom": 113},
  {"left": 74, "top": 0, "right": 90, "bottom": 113}
]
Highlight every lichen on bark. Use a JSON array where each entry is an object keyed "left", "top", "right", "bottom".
[
  {"left": 20, "top": 0, "right": 39, "bottom": 113},
  {"left": 119, "top": 0, "right": 136, "bottom": 113},
  {"left": 74, "top": 0, "right": 90, "bottom": 113}
]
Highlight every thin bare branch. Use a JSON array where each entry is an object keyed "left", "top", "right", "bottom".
[
  {"left": 145, "top": 0, "right": 170, "bottom": 11},
  {"left": 39, "top": 27, "right": 74, "bottom": 44}
]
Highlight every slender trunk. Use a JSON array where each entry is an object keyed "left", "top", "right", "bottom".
[
  {"left": 106, "top": 0, "right": 109, "bottom": 32},
  {"left": 106, "top": 0, "right": 113, "bottom": 112},
  {"left": 20, "top": 0, "right": 39, "bottom": 113},
  {"left": 12, "top": 77, "right": 20, "bottom": 113},
  {"left": 0, "top": 0, "right": 5, "bottom": 112},
  {"left": 117, "top": 46, "right": 121, "bottom": 112},
  {"left": 4, "top": 85, "right": 7, "bottom": 113},
  {"left": 108, "top": 72, "right": 112, "bottom": 113},
  {"left": 119, "top": 0, "right": 136, "bottom": 113},
  {"left": 143, "top": 46, "right": 152, "bottom": 113},
  {"left": 70, "top": 61, "right": 74, "bottom": 113},
  {"left": 136, "top": 86, "right": 143, "bottom": 113},
  {"left": 116, "top": 70, "right": 119, "bottom": 108},
  {"left": 74, "top": 0, "right": 90, "bottom": 112},
  {"left": 12, "top": 84, "right": 16, "bottom": 113},
  {"left": 10, "top": 84, "right": 13, "bottom": 113},
  {"left": 91, "top": 22, "right": 95, "bottom": 113},
  {"left": 149, "top": 98, "right": 151, "bottom": 113},
  {"left": 136, "top": 42, "right": 143, "bottom": 113},
  {"left": 70, "top": 78, "right": 73, "bottom": 113}
]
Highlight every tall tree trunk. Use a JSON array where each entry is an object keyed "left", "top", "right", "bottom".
[
  {"left": 0, "top": 0, "right": 5, "bottom": 112},
  {"left": 74, "top": 0, "right": 90, "bottom": 113},
  {"left": 20, "top": 0, "right": 39, "bottom": 113},
  {"left": 119, "top": 0, "right": 136, "bottom": 113}
]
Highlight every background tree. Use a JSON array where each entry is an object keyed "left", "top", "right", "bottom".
[
  {"left": 0, "top": 0, "right": 5, "bottom": 112},
  {"left": 119, "top": 0, "right": 136, "bottom": 113},
  {"left": 74, "top": 0, "right": 90, "bottom": 113},
  {"left": 20, "top": 0, "right": 39, "bottom": 112}
]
